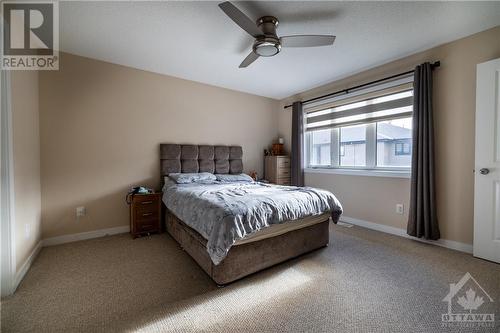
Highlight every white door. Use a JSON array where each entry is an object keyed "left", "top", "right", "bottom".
[{"left": 474, "top": 58, "right": 500, "bottom": 263}]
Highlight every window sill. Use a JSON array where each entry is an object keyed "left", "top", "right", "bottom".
[{"left": 304, "top": 168, "right": 411, "bottom": 179}]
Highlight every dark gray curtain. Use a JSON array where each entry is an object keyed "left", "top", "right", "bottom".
[
  {"left": 407, "top": 62, "right": 440, "bottom": 240},
  {"left": 291, "top": 101, "right": 304, "bottom": 186}
]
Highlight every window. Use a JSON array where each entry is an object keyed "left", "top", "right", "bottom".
[
  {"left": 340, "top": 124, "right": 366, "bottom": 167},
  {"left": 395, "top": 143, "right": 411, "bottom": 155},
  {"left": 377, "top": 118, "right": 412, "bottom": 167},
  {"left": 309, "top": 129, "right": 332, "bottom": 166},
  {"left": 305, "top": 78, "right": 413, "bottom": 172}
]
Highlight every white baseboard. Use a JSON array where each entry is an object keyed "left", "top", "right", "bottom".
[
  {"left": 340, "top": 216, "right": 473, "bottom": 254},
  {"left": 14, "top": 240, "right": 42, "bottom": 291},
  {"left": 42, "top": 225, "right": 130, "bottom": 247}
]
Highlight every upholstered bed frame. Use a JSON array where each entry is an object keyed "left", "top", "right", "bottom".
[
  {"left": 160, "top": 144, "right": 243, "bottom": 176},
  {"left": 160, "top": 144, "right": 330, "bottom": 285}
]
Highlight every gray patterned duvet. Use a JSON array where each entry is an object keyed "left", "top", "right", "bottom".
[{"left": 162, "top": 180, "right": 343, "bottom": 265}]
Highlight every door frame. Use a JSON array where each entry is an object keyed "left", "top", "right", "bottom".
[{"left": 1, "top": 69, "right": 16, "bottom": 297}]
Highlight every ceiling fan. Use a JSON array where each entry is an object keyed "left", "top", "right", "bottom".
[{"left": 218, "top": 1, "right": 336, "bottom": 68}]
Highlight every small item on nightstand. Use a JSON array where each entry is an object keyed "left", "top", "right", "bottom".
[
  {"left": 126, "top": 186, "right": 153, "bottom": 204},
  {"left": 129, "top": 191, "right": 162, "bottom": 239},
  {"left": 271, "top": 143, "right": 284, "bottom": 156}
]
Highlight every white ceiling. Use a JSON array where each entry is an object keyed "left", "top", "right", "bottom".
[{"left": 60, "top": 1, "right": 500, "bottom": 100}]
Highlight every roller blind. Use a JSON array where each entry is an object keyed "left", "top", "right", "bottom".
[{"left": 305, "top": 82, "right": 414, "bottom": 132}]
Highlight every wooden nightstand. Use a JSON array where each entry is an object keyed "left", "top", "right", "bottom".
[
  {"left": 265, "top": 156, "right": 291, "bottom": 185},
  {"left": 129, "top": 192, "right": 162, "bottom": 238}
]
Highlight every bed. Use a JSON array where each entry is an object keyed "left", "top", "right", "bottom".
[{"left": 160, "top": 144, "right": 342, "bottom": 285}]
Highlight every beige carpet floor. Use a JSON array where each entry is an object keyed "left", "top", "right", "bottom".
[{"left": 1, "top": 224, "right": 499, "bottom": 333}]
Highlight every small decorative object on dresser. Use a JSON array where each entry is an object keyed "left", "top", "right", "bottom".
[
  {"left": 265, "top": 155, "right": 291, "bottom": 185},
  {"left": 129, "top": 192, "right": 162, "bottom": 238},
  {"left": 271, "top": 143, "right": 284, "bottom": 156}
]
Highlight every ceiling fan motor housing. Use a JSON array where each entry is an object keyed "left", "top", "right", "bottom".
[{"left": 253, "top": 16, "right": 281, "bottom": 57}]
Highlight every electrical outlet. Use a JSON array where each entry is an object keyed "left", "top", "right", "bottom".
[
  {"left": 76, "top": 206, "right": 86, "bottom": 218},
  {"left": 396, "top": 204, "right": 404, "bottom": 215}
]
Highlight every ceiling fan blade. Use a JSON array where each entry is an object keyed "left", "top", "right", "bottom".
[
  {"left": 280, "top": 35, "right": 336, "bottom": 48},
  {"left": 239, "top": 52, "right": 259, "bottom": 68},
  {"left": 218, "top": 2, "right": 262, "bottom": 37}
]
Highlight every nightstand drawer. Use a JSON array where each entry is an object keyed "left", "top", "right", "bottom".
[
  {"left": 277, "top": 168, "right": 290, "bottom": 177},
  {"left": 277, "top": 158, "right": 290, "bottom": 168},
  {"left": 136, "top": 219, "right": 158, "bottom": 232},
  {"left": 276, "top": 177, "right": 291, "bottom": 185},
  {"left": 134, "top": 195, "right": 160, "bottom": 206},
  {"left": 135, "top": 208, "right": 159, "bottom": 222},
  {"left": 135, "top": 203, "right": 157, "bottom": 214}
]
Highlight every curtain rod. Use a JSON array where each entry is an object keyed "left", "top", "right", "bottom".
[{"left": 283, "top": 61, "right": 440, "bottom": 109}]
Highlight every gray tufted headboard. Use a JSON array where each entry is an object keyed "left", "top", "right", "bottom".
[{"left": 160, "top": 144, "right": 243, "bottom": 179}]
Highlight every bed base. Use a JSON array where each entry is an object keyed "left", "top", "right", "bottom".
[{"left": 165, "top": 210, "right": 330, "bottom": 285}]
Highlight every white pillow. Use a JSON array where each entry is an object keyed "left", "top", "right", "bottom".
[
  {"left": 168, "top": 172, "right": 216, "bottom": 184},
  {"left": 215, "top": 173, "right": 254, "bottom": 183}
]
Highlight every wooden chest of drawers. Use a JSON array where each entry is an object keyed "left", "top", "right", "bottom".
[
  {"left": 265, "top": 156, "right": 291, "bottom": 185},
  {"left": 130, "top": 192, "right": 162, "bottom": 238}
]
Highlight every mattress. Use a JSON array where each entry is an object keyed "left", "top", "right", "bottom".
[
  {"left": 234, "top": 213, "right": 331, "bottom": 245},
  {"left": 162, "top": 179, "right": 342, "bottom": 264}
]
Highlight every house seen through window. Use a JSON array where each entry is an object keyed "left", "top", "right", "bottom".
[{"left": 377, "top": 118, "right": 412, "bottom": 166}]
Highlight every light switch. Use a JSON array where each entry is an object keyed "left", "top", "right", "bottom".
[
  {"left": 76, "top": 206, "right": 86, "bottom": 218},
  {"left": 25, "top": 223, "right": 31, "bottom": 239}
]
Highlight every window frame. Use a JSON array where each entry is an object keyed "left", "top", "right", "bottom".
[
  {"left": 339, "top": 144, "right": 345, "bottom": 157},
  {"left": 306, "top": 120, "right": 412, "bottom": 173},
  {"left": 304, "top": 77, "right": 413, "bottom": 177}
]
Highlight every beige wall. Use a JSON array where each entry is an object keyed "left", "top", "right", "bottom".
[
  {"left": 306, "top": 173, "right": 410, "bottom": 229},
  {"left": 39, "top": 53, "right": 279, "bottom": 239},
  {"left": 279, "top": 26, "right": 500, "bottom": 244},
  {"left": 11, "top": 71, "right": 42, "bottom": 271}
]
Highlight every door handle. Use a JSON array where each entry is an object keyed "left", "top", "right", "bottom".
[{"left": 479, "top": 168, "right": 490, "bottom": 175}]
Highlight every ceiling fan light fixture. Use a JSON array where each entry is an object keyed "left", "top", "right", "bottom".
[{"left": 253, "top": 37, "right": 281, "bottom": 57}]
